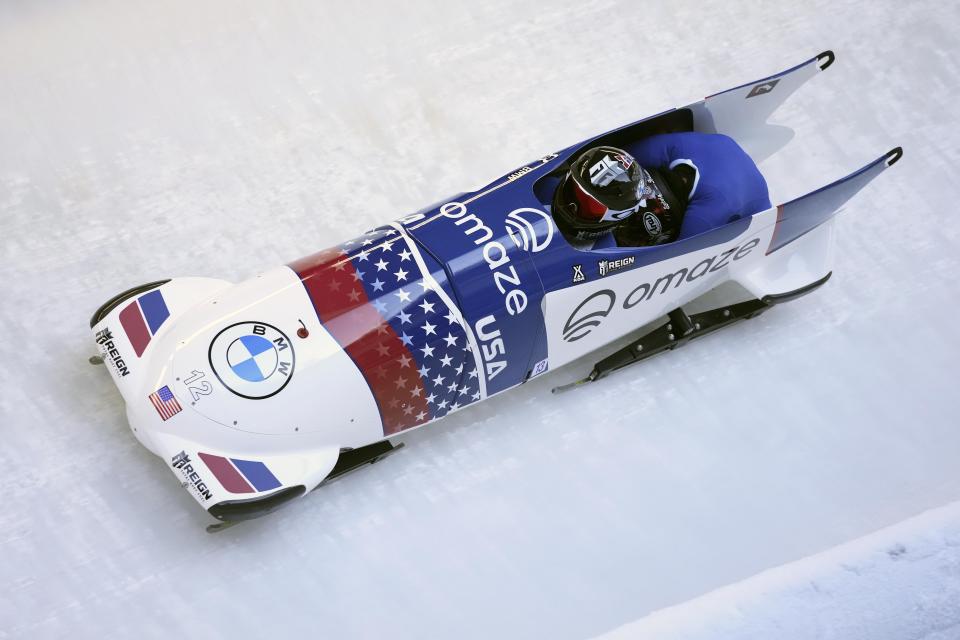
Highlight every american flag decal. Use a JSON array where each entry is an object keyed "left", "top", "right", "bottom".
[
  {"left": 149, "top": 385, "right": 182, "bottom": 421},
  {"left": 290, "top": 225, "right": 483, "bottom": 436}
]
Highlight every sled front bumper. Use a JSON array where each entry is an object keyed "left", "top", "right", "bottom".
[{"left": 89, "top": 269, "right": 384, "bottom": 521}]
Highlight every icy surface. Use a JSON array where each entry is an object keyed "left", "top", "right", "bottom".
[
  {"left": 600, "top": 501, "right": 960, "bottom": 640},
  {"left": 1, "top": 1, "right": 959, "bottom": 638}
]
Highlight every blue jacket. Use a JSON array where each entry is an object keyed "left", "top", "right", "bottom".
[{"left": 624, "top": 132, "right": 771, "bottom": 239}]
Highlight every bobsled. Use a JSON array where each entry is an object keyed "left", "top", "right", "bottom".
[{"left": 90, "top": 51, "right": 901, "bottom": 529}]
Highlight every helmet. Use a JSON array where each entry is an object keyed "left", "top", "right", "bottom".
[{"left": 553, "top": 146, "right": 645, "bottom": 240}]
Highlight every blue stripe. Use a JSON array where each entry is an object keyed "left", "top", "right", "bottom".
[
  {"left": 769, "top": 152, "right": 889, "bottom": 254},
  {"left": 230, "top": 458, "right": 282, "bottom": 492},
  {"left": 138, "top": 289, "right": 170, "bottom": 335}
]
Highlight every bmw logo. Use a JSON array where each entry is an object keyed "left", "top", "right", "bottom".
[{"left": 209, "top": 322, "right": 295, "bottom": 399}]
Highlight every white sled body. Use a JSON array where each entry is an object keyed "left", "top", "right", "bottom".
[{"left": 90, "top": 51, "right": 901, "bottom": 523}]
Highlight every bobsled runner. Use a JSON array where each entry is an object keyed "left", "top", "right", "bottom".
[{"left": 90, "top": 50, "right": 901, "bottom": 529}]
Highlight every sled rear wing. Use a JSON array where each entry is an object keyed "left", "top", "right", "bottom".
[
  {"left": 768, "top": 146, "right": 903, "bottom": 255},
  {"left": 557, "top": 51, "right": 836, "bottom": 169},
  {"left": 690, "top": 50, "right": 836, "bottom": 163}
]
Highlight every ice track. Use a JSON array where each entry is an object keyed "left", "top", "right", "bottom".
[{"left": 1, "top": 1, "right": 959, "bottom": 638}]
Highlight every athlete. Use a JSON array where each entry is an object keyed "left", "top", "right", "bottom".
[{"left": 552, "top": 132, "right": 771, "bottom": 248}]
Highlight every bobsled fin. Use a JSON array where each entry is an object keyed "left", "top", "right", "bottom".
[
  {"left": 767, "top": 147, "right": 903, "bottom": 255},
  {"left": 692, "top": 51, "right": 833, "bottom": 163}
]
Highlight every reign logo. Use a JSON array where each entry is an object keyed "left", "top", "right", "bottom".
[
  {"left": 95, "top": 327, "right": 130, "bottom": 377},
  {"left": 171, "top": 451, "right": 214, "bottom": 501},
  {"left": 598, "top": 256, "right": 635, "bottom": 277}
]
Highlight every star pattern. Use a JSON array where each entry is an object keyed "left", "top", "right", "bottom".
[{"left": 289, "top": 226, "right": 482, "bottom": 435}]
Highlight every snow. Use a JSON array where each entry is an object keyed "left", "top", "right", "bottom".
[
  {"left": 600, "top": 501, "right": 960, "bottom": 640},
  {"left": 1, "top": 0, "right": 959, "bottom": 638}
]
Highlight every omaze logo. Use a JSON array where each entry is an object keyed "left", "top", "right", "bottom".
[
  {"left": 209, "top": 322, "right": 295, "bottom": 399},
  {"left": 505, "top": 207, "right": 555, "bottom": 253},
  {"left": 439, "top": 202, "right": 529, "bottom": 317},
  {"left": 432, "top": 202, "right": 555, "bottom": 383},
  {"left": 562, "top": 238, "right": 761, "bottom": 342},
  {"left": 562, "top": 289, "right": 616, "bottom": 342}
]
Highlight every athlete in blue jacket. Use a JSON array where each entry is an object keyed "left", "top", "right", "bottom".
[{"left": 552, "top": 132, "right": 771, "bottom": 247}]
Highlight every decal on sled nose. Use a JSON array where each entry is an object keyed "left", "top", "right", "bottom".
[
  {"left": 290, "top": 226, "right": 487, "bottom": 436},
  {"left": 228, "top": 336, "right": 277, "bottom": 381},
  {"left": 209, "top": 321, "right": 295, "bottom": 399}
]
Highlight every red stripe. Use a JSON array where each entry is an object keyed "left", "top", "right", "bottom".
[
  {"left": 290, "top": 248, "right": 430, "bottom": 435},
  {"left": 149, "top": 395, "right": 166, "bottom": 419},
  {"left": 198, "top": 453, "right": 254, "bottom": 493},
  {"left": 119, "top": 301, "right": 151, "bottom": 357},
  {"left": 148, "top": 394, "right": 179, "bottom": 420}
]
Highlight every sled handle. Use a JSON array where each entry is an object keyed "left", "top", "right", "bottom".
[
  {"left": 817, "top": 50, "right": 836, "bottom": 71},
  {"left": 885, "top": 146, "right": 904, "bottom": 166}
]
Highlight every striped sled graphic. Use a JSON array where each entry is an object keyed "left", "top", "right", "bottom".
[
  {"left": 119, "top": 289, "right": 170, "bottom": 357},
  {"left": 198, "top": 453, "right": 282, "bottom": 494}
]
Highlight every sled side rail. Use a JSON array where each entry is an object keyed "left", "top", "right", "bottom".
[{"left": 767, "top": 147, "right": 903, "bottom": 255}]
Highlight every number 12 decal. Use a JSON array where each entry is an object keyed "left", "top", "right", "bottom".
[{"left": 183, "top": 369, "right": 213, "bottom": 402}]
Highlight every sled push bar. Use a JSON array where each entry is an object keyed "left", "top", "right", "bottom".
[{"left": 551, "top": 272, "right": 832, "bottom": 393}]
